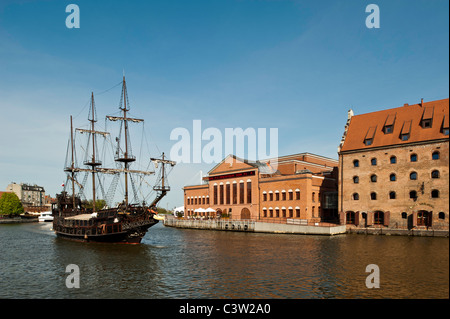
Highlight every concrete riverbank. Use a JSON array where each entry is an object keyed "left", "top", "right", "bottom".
[
  {"left": 163, "top": 218, "right": 448, "bottom": 237},
  {"left": 0, "top": 217, "right": 38, "bottom": 224},
  {"left": 163, "top": 218, "right": 347, "bottom": 236}
]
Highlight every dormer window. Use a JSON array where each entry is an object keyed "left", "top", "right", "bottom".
[
  {"left": 364, "top": 126, "right": 376, "bottom": 146},
  {"left": 383, "top": 114, "right": 396, "bottom": 134},
  {"left": 442, "top": 115, "right": 449, "bottom": 135},
  {"left": 400, "top": 120, "right": 411, "bottom": 141},
  {"left": 421, "top": 106, "right": 434, "bottom": 128}
]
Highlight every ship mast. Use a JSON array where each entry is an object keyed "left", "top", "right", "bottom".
[
  {"left": 107, "top": 76, "right": 144, "bottom": 207},
  {"left": 75, "top": 93, "right": 107, "bottom": 212},
  {"left": 70, "top": 115, "right": 75, "bottom": 209}
]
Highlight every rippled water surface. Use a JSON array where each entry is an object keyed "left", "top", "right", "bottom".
[{"left": 0, "top": 222, "right": 448, "bottom": 299}]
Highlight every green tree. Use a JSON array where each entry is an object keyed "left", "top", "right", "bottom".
[
  {"left": 82, "top": 199, "right": 107, "bottom": 211},
  {"left": 0, "top": 193, "right": 24, "bottom": 217}
]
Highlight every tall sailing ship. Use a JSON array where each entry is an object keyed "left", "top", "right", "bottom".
[{"left": 52, "top": 77, "right": 175, "bottom": 244}]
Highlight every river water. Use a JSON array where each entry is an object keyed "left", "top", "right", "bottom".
[{"left": 0, "top": 222, "right": 448, "bottom": 299}]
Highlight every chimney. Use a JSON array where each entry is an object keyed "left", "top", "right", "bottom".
[{"left": 420, "top": 98, "right": 424, "bottom": 106}]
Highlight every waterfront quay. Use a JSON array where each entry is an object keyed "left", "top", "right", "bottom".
[
  {"left": 165, "top": 217, "right": 347, "bottom": 236},
  {"left": 163, "top": 216, "right": 448, "bottom": 237}
]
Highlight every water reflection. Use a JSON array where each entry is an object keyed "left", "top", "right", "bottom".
[{"left": 0, "top": 223, "right": 448, "bottom": 299}]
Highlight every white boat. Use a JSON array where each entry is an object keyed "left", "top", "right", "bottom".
[{"left": 38, "top": 212, "right": 54, "bottom": 222}]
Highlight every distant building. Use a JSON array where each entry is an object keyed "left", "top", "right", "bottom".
[
  {"left": 6, "top": 183, "right": 46, "bottom": 207},
  {"left": 338, "top": 98, "right": 449, "bottom": 230},
  {"left": 184, "top": 153, "right": 339, "bottom": 224}
]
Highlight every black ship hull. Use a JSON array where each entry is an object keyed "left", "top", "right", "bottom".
[
  {"left": 52, "top": 195, "right": 160, "bottom": 244},
  {"left": 54, "top": 219, "right": 158, "bottom": 244}
]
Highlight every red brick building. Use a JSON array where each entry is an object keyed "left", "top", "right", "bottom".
[
  {"left": 184, "top": 153, "right": 339, "bottom": 224},
  {"left": 338, "top": 98, "right": 449, "bottom": 230}
]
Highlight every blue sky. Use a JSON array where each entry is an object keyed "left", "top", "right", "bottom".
[{"left": 0, "top": 0, "right": 448, "bottom": 208}]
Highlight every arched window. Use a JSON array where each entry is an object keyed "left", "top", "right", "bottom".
[
  {"left": 353, "top": 160, "right": 359, "bottom": 167},
  {"left": 353, "top": 176, "right": 359, "bottom": 183},
  {"left": 432, "top": 151, "right": 440, "bottom": 160},
  {"left": 439, "top": 212, "right": 445, "bottom": 220},
  {"left": 352, "top": 193, "right": 359, "bottom": 200},
  {"left": 410, "top": 154, "right": 418, "bottom": 162},
  {"left": 401, "top": 212, "right": 407, "bottom": 219},
  {"left": 390, "top": 173, "right": 396, "bottom": 181},
  {"left": 370, "top": 192, "right": 377, "bottom": 200},
  {"left": 390, "top": 156, "right": 397, "bottom": 164},
  {"left": 410, "top": 172, "right": 417, "bottom": 180},
  {"left": 371, "top": 158, "right": 377, "bottom": 166},
  {"left": 431, "top": 170, "right": 440, "bottom": 179},
  {"left": 431, "top": 189, "right": 440, "bottom": 198},
  {"left": 389, "top": 191, "right": 396, "bottom": 199},
  {"left": 370, "top": 174, "right": 377, "bottom": 182}
]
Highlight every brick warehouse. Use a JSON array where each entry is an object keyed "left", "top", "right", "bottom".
[
  {"left": 183, "top": 153, "right": 339, "bottom": 224},
  {"left": 338, "top": 98, "right": 449, "bottom": 231}
]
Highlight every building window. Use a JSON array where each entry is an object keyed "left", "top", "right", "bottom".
[
  {"left": 276, "top": 208, "right": 280, "bottom": 218},
  {"left": 365, "top": 138, "right": 373, "bottom": 146},
  {"left": 352, "top": 193, "right": 359, "bottom": 200},
  {"left": 371, "top": 158, "right": 377, "bottom": 166},
  {"left": 263, "top": 192, "right": 267, "bottom": 201},
  {"left": 389, "top": 191, "right": 396, "bottom": 199},
  {"left": 187, "top": 198, "right": 190, "bottom": 205},
  {"left": 282, "top": 191, "right": 286, "bottom": 201},
  {"left": 296, "top": 208, "right": 300, "bottom": 217},
  {"left": 233, "top": 184, "right": 237, "bottom": 204},
  {"left": 289, "top": 190, "right": 293, "bottom": 200},
  {"left": 353, "top": 160, "right": 359, "bottom": 167},
  {"left": 295, "top": 190, "right": 300, "bottom": 200},
  {"left": 390, "top": 156, "right": 397, "bottom": 164},
  {"left": 289, "top": 208, "right": 293, "bottom": 218},
  {"left": 214, "top": 185, "right": 218, "bottom": 205},
  {"left": 239, "top": 182, "right": 244, "bottom": 204},
  {"left": 269, "top": 208, "right": 273, "bottom": 218},
  {"left": 431, "top": 170, "right": 440, "bottom": 179},
  {"left": 346, "top": 211, "right": 356, "bottom": 224},
  {"left": 275, "top": 191, "right": 279, "bottom": 201},
  {"left": 431, "top": 189, "right": 440, "bottom": 198},
  {"left": 206, "top": 196, "right": 209, "bottom": 205},
  {"left": 263, "top": 208, "right": 267, "bottom": 218},
  {"left": 312, "top": 192, "right": 315, "bottom": 202},
  {"left": 410, "top": 172, "right": 418, "bottom": 180},
  {"left": 374, "top": 211, "right": 384, "bottom": 225},
  {"left": 353, "top": 176, "right": 359, "bottom": 183},
  {"left": 410, "top": 154, "right": 418, "bottom": 162},
  {"left": 370, "top": 174, "right": 377, "bottom": 182},
  {"left": 401, "top": 133, "right": 410, "bottom": 141},
  {"left": 443, "top": 128, "right": 449, "bottom": 135},
  {"left": 401, "top": 212, "right": 407, "bottom": 219},
  {"left": 390, "top": 173, "right": 396, "bottom": 181},
  {"left": 370, "top": 192, "right": 377, "bottom": 200},
  {"left": 439, "top": 212, "right": 445, "bottom": 220},
  {"left": 220, "top": 184, "right": 224, "bottom": 205},
  {"left": 281, "top": 208, "right": 285, "bottom": 218},
  {"left": 247, "top": 181, "right": 252, "bottom": 204},
  {"left": 226, "top": 184, "right": 230, "bottom": 205},
  {"left": 410, "top": 190, "right": 417, "bottom": 199},
  {"left": 421, "top": 119, "right": 432, "bottom": 128},
  {"left": 432, "top": 151, "right": 440, "bottom": 160},
  {"left": 384, "top": 125, "right": 393, "bottom": 134},
  {"left": 269, "top": 192, "right": 273, "bottom": 201}
]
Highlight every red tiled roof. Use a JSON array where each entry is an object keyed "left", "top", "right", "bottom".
[{"left": 340, "top": 98, "right": 449, "bottom": 152}]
